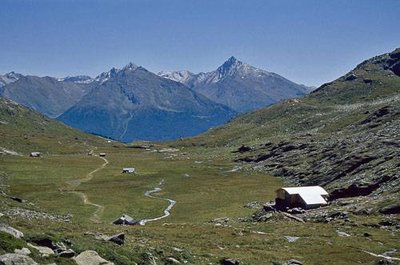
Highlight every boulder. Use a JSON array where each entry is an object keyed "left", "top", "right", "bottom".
[
  {"left": 284, "top": 236, "right": 300, "bottom": 242},
  {"left": 166, "top": 257, "right": 181, "bottom": 264},
  {"left": 86, "top": 232, "right": 125, "bottom": 246},
  {"left": 0, "top": 253, "right": 38, "bottom": 265},
  {"left": 73, "top": 250, "right": 114, "bottom": 265},
  {"left": 336, "top": 230, "right": 351, "bottom": 237},
  {"left": 0, "top": 223, "right": 24, "bottom": 239},
  {"left": 108, "top": 233, "right": 125, "bottom": 246},
  {"left": 13, "top": 248, "right": 31, "bottom": 256},
  {"left": 27, "top": 243, "right": 54, "bottom": 257}
]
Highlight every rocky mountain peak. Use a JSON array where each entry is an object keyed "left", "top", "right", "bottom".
[
  {"left": 95, "top": 67, "right": 119, "bottom": 83},
  {"left": 122, "top": 62, "right": 138, "bottom": 71},
  {"left": 0, "top": 72, "right": 23, "bottom": 87},
  {"left": 217, "top": 56, "right": 244, "bottom": 77}
]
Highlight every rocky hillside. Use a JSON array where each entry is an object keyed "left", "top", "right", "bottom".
[
  {"left": 0, "top": 97, "right": 109, "bottom": 154},
  {"left": 0, "top": 76, "right": 92, "bottom": 118},
  {"left": 180, "top": 48, "right": 400, "bottom": 199},
  {"left": 160, "top": 56, "right": 310, "bottom": 113},
  {"left": 58, "top": 64, "right": 235, "bottom": 142}
]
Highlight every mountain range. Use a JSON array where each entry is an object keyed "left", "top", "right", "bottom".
[
  {"left": 58, "top": 64, "right": 235, "bottom": 142},
  {"left": 159, "top": 56, "right": 310, "bottom": 112},
  {"left": 0, "top": 57, "right": 311, "bottom": 142}
]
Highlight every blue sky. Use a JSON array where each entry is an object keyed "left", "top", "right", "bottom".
[{"left": 0, "top": 0, "right": 399, "bottom": 86}]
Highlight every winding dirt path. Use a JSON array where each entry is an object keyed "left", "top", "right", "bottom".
[
  {"left": 139, "top": 179, "right": 176, "bottom": 225},
  {"left": 66, "top": 156, "right": 108, "bottom": 223}
]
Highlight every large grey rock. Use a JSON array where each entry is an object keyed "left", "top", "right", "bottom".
[
  {"left": 166, "top": 257, "right": 181, "bottom": 264},
  {"left": 13, "top": 248, "right": 31, "bottom": 256},
  {"left": 0, "top": 223, "right": 24, "bottom": 239},
  {"left": 73, "top": 250, "right": 114, "bottom": 265},
  {"left": 108, "top": 233, "right": 125, "bottom": 246},
  {"left": 27, "top": 243, "right": 54, "bottom": 257},
  {"left": 0, "top": 253, "right": 38, "bottom": 265}
]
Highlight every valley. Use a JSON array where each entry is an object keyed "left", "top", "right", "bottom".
[
  {"left": 0, "top": 144, "right": 398, "bottom": 264},
  {"left": 0, "top": 48, "right": 399, "bottom": 264}
]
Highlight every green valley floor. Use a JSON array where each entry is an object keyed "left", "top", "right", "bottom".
[{"left": 0, "top": 145, "right": 399, "bottom": 264}]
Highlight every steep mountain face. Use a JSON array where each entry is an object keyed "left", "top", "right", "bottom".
[
  {"left": 158, "top": 70, "right": 195, "bottom": 85},
  {"left": 0, "top": 97, "right": 108, "bottom": 154},
  {"left": 180, "top": 48, "right": 400, "bottom": 198},
  {"left": 0, "top": 72, "right": 23, "bottom": 88},
  {"left": 0, "top": 76, "right": 92, "bottom": 118},
  {"left": 59, "top": 75, "right": 94, "bottom": 84},
  {"left": 159, "top": 57, "right": 310, "bottom": 113},
  {"left": 58, "top": 64, "right": 235, "bottom": 142}
]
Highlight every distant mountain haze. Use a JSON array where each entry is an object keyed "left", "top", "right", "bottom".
[
  {"left": 58, "top": 64, "right": 235, "bottom": 142},
  {"left": 0, "top": 75, "right": 92, "bottom": 118},
  {"left": 159, "top": 56, "right": 312, "bottom": 113},
  {"left": 1, "top": 57, "right": 312, "bottom": 142}
]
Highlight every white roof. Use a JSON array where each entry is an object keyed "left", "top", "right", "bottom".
[{"left": 280, "top": 186, "right": 328, "bottom": 205}]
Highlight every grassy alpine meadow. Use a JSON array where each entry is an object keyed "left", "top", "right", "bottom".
[{"left": 1, "top": 144, "right": 399, "bottom": 264}]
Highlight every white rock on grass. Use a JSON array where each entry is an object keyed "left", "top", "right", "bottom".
[
  {"left": 336, "top": 230, "right": 351, "bottom": 237},
  {"left": 0, "top": 253, "right": 38, "bottom": 265},
  {"left": 14, "top": 247, "right": 31, "bottom": 256},
  {"left": 27, "top": 243, "right": 54, "bottom": 257},
  {"left": 0, "top": 223, "right": 24, "bottom": 239},
  {"left": 284, "top": 236, "right": 300, "bottom": 242},
  {"left": 73, "top": 250, "right": 114, "bottom": 265}
]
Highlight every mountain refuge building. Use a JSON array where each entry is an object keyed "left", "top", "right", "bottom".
[
  {"left": 99, "top": 153, "right": 106, "bottom": 157},
  {"left": 275, "top": 186, "right": 329, "bottom": 210},
  {"left": 30, "top": 152, "right": 41, "bottom": 157},
  {"left": 112, "top": 214, "right": 139, "bottom": 225},
  {"left": 122, "top": 168, "right": 135, "bottom": 174}
]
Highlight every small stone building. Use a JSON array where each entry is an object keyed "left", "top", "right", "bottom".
[
  {"left": 30, "top": 152, "right": 41, "bottom": 157},
  {"left": 112, "top": 214, "right": 138, "bottom": 225},
  {"left": 99, "top": 153, "right": 106, "bottom": 157},
  {"left": 275, "top": 186, "right": 329, "bottom": 210},
  {"left": 122, "top": 168, "right": 135, "bottom": 174}
]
